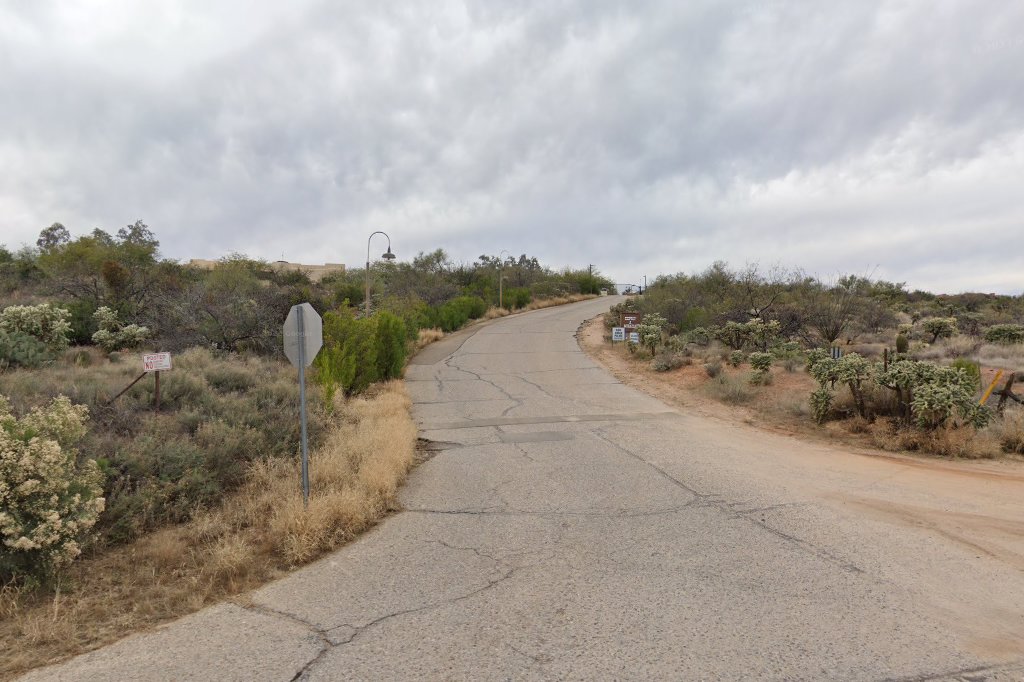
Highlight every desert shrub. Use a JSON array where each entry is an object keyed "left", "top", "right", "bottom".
[
  {"left": 749, "top": 352, "right": 773, "bottom": 372},
  {"left": 705, "top": 375, "right": 753, "bottom": 404},
  {"left": 728, "top": 350, "right": 744, "bottom": 368},
  {"left": 315, "top": 310, "right": 379, "bottom": 398},
  {"left": 90, "top": 306, "right": 150, "bottom": 352},
  {"left": 749, "top": 370, "right": 773, "bottom": 386},
  {"left": 504, "top": 287, "right": 532, "bottom": 310},
  {"left": 205, "top": 365, "right": 257, "bottom": 393},
  {"left": 650, "top": 356, "right": 671, "bottom": 372},
  {"left": 0, "top": 395, "right": 104, "bottom": 583},
  {"left": 984, "top": 324, "right": 1024, "bottom": 345},
  {"left": 375, "top": 311, "right": 407, "bottom": 381},
  {"left": 650, "top": 352, "right": 687, "bottom": 373},
  {"left": 155, "top": 372, "right": 210, "bottom": 410},
  {"left": 704, "top": 361, "right": 722, "bottom": 378},
  {"left": 991, "top": 411, "right": 1024, "bottom": 454},
  {"left": 0, "top": 330, "right": 53, "bottom": 370},
  {"left": 921, "top": 317, "right": 957, "bottom": 344},
  {"left": 0, "top": 304, "right": 71, "bottom": 353}
]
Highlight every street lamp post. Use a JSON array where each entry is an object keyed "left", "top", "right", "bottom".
[
  {"left": 365, "top": 231, "right": 396, "bottom": 316},
  {"left": 498, "top": 250, "right": 511, "bottom": 310}
]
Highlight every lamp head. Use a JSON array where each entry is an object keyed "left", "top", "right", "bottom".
[{"left": 382, "top": 247, "right": 396, "bottom": 260}]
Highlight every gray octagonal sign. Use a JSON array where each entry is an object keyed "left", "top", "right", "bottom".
[{"left": 283, "top": 302, "right": 323, "bottom": 368}]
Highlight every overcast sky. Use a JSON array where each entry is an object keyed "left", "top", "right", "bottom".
[{"left": 2, "top": 1, "right": 1022, "bottom": 294}]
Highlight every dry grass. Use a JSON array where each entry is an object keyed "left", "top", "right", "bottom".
[
  {"left": 524, "top": 293, "right": 597, "bottom": 311},
  {"left": 867, "top": 417, "right": 999, "bottom": 459},
  {"left": 483, "top": 307, "right": 511, "bottom": 320},
  {"left": 0, "top": 381, "right": 417, "bottom": 679},
  {"left": 973, "top": 343, "right": 1024, "bottom": 373},
  {"left": 414, "top": 327, "right": 445, "bottom": 350},
  {"left": 984, "top": 408, "right": 1024, "bottom": 455}
]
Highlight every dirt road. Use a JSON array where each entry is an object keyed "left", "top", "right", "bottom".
[{"left": 23, "top": 296, "right": 1024, "bottom": 680}]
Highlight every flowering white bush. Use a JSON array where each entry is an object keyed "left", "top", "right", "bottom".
[
  {"left": 0, "top": 394, "right": 104, "bottom": 581},
  {"left": 0, "top": 304, "right": 72, "bottom": 353},
  {"left": 91, "top": 306, "right": 150, "bottom": 352}
]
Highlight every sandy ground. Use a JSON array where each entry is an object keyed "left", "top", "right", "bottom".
[{"left": 579, "top": 315, "right": 1024, "bottom": 580}]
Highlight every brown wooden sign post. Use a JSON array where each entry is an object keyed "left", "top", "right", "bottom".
[
  {"left": 143, "top": 353, "right": 172, "bottom": 411},
  {"left": 620, "top": 312, "right": 644, "bottom": 332}
]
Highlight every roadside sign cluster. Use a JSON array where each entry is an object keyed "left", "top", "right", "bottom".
[{"left": 612, "top": 312, "right": 644, "bottom": 344}]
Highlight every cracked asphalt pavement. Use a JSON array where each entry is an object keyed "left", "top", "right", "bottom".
[{"left": 23, "top": 297, "right": 1024, "bottom": 680}]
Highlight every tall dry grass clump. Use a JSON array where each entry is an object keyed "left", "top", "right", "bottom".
[{"left": 415, "top": 327, "right": 445, "bottom": 350}]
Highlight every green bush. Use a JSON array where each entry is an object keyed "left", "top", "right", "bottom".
[
  {"left": 728, "top": 350, "right": 744, "bottom": 368},
  {"left": 205, "top": 365, "right": 257, "bottom": 393},
  {"left": 984, "top": 324, "right": 1024, "bottom": 345},
  {"left": 375, "top": 311, "right": 407, "bottom": 381},
  {"left": 504, "top": 287, "right": 532, "bottom": 310},
  {"left": 0, "top": 395, "right": 104, "bottom": 583},
  {"left": 704, "top": 361, "right": 722, "bottom": 378},
  {"left": 315, "top": 309, "right": 379, "bottom": 397}
]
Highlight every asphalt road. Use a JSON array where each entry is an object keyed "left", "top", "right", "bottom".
[{"left": 23, "top": 296, "right": 1024, "bottom": 680}]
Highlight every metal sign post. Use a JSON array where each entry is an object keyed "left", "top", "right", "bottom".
[{"left": 283, "top": 303, "right": 323, "bottom": 508}]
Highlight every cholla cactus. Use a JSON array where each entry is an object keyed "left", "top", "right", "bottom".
[
  {"left": 0, "top": 395, "right": 104, "bottom": 582},
  {"left": 728, "top": 350, "right": 744, "bottom": 368},
  {"left": 984, "top": 324, "right": 1024, "bottom": 345},
  {"left": 805, "top": 348, "right": 830, "bottom": 373},
  {"left": 746, "top": 318, "right": 781, "bottom": 352},
  {"left": 748, "top": 352, "right": 773, "bottom": 372},
  {"left": 809, "top": 386, "right": 833, "bottom": 423},
  {"left": 920, "top": 317, "right": 957, "bottom": 344},
  {"left": 637, "top": 313, "right": 667, "bottom": 354},
  {"left": 91, "top": 306, "right": 150, "bottom": 352},
  {"left": 0, "top": 304, "right": 71, "bottom": 353}
]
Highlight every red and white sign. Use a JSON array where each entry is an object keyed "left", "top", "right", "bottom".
[{"left": 143, "top": 352, "right": 172, "bottom": 372}]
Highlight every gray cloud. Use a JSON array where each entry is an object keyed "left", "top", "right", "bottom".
[{"left": 2, "top": 0, "right": 1022, "bottom": 293}]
